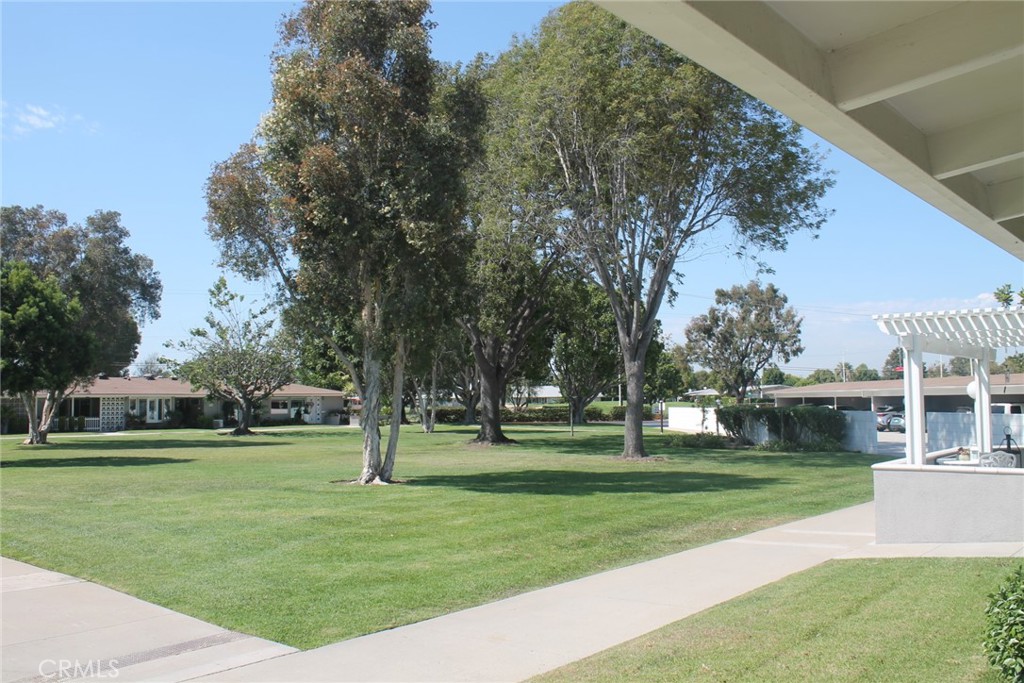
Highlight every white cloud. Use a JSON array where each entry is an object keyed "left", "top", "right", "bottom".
[{"left": 2, "top": 101, "right": 96, "bottom": 138}]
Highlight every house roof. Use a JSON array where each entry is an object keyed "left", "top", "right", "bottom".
[
  {"left": 71, "top": 377, "right": 347, "bottom": 398},
  {"left": 768, "top": 373, "right": 1024, "bottom": 399}
]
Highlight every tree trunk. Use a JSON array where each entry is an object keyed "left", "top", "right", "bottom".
[
  {"left": 358, "top": 355, "right": 384, "bottom": 483},
  {"left": 570, "top": 397, "right": 586, "bottom": 426},
  {"left": 622, "top": 356, "right": 648, "bottom": 458},
  {"left": 428, "top": 359, "right": 438, "bottom": 433},
  {"left": 20, "top": 392, "right": 48, "bottom": 444},
  {"left": 475, "top": 359, "right": 512, "bottom": 444},
  {"left": 381, "top": 337, "right": 407, "bottom": 482},
  {"left": 232, "top": 399, "right": 256, "bottom": 436}
]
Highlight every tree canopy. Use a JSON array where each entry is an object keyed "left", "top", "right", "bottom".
[
  {"left": 685, "top": 282, "right": 804, "bottom": 402},
  {"left": 0, "top": 205, "right": 162, "bottom": 377},
  {"left": 491, "top": 2, "right": 833, "bottom": 455},
  {"left": 207, "top": 0, "right": 482, "bottom": 482},
  {"left": 168, "top": 279, "right": 297, "bottom": 436},
  {"left": 0, "top": 261, "right": 96, "bottom": 444}
]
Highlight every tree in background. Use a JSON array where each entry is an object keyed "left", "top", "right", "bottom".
[
  {"left": 949, "top": 356, "right": 973, "bottom": 376},
  {"left": 644, "top": 327, "right": 684, "bottom": 403},
  {"left": 550, "top": 282, "right": 620, "bottom": 424},
  {"left": 1, "top": 206, "right": 162, "bottom": 379},
  {"left": 994, "top": 283, "right": 1024, "bottom": 307},
  {"left": 168, "top": 279, "right": 297, "bottom": 436},
  {"left": 800, "top": 369, "right": 838, "bottom": 386},
  {"left": 499, "top": 2, "right": 833, "bottom": 456},
  {"left": 882, "top": 347, "right": 904, "bottom": 380},
  {"left": 135, "top": 353, "right": 170, "bottom": 378},
  {"left": 760, "top": 366, "right": 787, "bottom": 387},
  {"left": 850, "top": 364, "right": 880, "bottom": 382},
  {"left": 834, "top": 362, "right": 853, "bottom": 382},
  {"left": 685, "top": 282, "right": 804, "bottom": 402},
  {"left": 0, "top": 262, "right": 96, "bottom": 444},
  {"left": 459, "top": 51, "right": 566, "bottom": 444}
]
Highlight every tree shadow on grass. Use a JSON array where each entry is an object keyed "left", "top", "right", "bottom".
[
  {"left": 407, "top": 469, "right": 782, "bottom": 496},
  {"left": 1, "top": 456, "right": 195, "bottom": 468},
  {"left": 4, "top": 438, "right": 272, "bottom": 452},
  {"left": 515, "top": 434, "right": 884, "bottom": 470}
]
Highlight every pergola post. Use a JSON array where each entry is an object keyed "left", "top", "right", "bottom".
[
  {"left": 902, "top": 339, "right": 927, "bottom": 465},
  {"left": 973, "top": 350, "right": 993, "bottom": 453}
]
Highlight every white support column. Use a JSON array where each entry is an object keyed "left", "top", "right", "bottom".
[
  {"left": 974, "top": 350, "right": 993, "bottom": 453},
  {"left": 902, "top": 340, "right": 927, "bottom": 465}
]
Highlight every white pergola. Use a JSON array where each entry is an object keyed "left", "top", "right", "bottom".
[{"left": 875, "top": 306, "right": 1024, "bottom": 464}]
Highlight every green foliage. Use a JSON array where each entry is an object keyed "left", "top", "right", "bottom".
[
  {"left": 984, "top": 564, "right": 1024, "bottom": 681},
  {"left": 167, "top": 279, "right": 297, "bottom": 434},
  {"left": 609, "top": 405, "right": 654, "bottom": 421},
  {"left": 492, "top": 1, "right": 832, "bottom": 457},
  {"left": 685, "top": 282, "right": 803, "bottom": 402},
  {"left": 665, "top": 432, "right": 729, "bottom": 449},
  {"left": 716, "top": 405, "right": 845, "bottom": 449},
  {"left": 1, "top": 206, "right": 162, "bottom": 378},
  {"left": 0, "top": 261, "right": 95, "bottom": 399}
]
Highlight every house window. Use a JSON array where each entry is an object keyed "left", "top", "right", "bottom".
[{"left": 270, "top": 400, "right": 289, "bottom": 413}]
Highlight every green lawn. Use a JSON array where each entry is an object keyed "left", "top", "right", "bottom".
[
  {"left": 1, "top": 425, "right": 882, "bottom": 649},
  {"left": 533, "top": 557, "right": 1018, "bottom": 683}
]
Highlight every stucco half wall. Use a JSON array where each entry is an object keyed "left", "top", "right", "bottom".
[{"left": 873, "top": 461, "right": 1024, "bottom": 543}]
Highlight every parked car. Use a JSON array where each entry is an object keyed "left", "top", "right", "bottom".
[
  {"left": 886, "top": 414, "right": 906, "bottom": 433},
  {"left": 875, "top": 406, "right": 904, "bottom": 431}
]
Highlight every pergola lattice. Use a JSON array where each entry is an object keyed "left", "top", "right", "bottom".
[{"left": 874, "top": 306, "right": 1024, "bottom": 464}]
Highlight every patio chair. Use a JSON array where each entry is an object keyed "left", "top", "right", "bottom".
[{"left": 979, "top": 451, "right": 1019, "bottom": 468}]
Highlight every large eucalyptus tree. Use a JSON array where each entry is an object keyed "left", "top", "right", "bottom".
[{"left": 206, "top": 0, "right": 482, "bottom": 482}]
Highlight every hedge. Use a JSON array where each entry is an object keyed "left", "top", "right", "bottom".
[
  {"left": 608, "top": 405, "right": 654, "bottom": 421},
  {"left": 715, "top": 404, "right": 845, "bottom": 448}
]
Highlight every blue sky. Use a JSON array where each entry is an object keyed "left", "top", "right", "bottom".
[{"left": 3, "top": 1, "right": 1022, "bottom": 377}]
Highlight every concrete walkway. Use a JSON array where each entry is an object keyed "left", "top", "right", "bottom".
[{"left": 4, "top": 503, "right": 1021, "bottom": 683}]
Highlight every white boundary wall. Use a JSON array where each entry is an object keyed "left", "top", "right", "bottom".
[{"left": 667, "top": 407, "right": 721, "bottom": 434}]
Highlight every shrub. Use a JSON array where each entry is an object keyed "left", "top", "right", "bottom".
[
  {"left": 196, "top": 415, "right": 214, "bottom": 429},
  {"left": 608, "top": 405, "right": 654, "bottom": 421},
  {"left": 76, "top": 415, "right": 86, "bottom": 432},
  {"left": 666, "top": 432, "right": 729, "bottom": 449},
  {"left": 716, "top": 405, "right": 845, "bottom": 450},
  {"left": 583, "top": 405, "right": 607, "bottom": 422},
  {"left": 984, "top": 564, "right": 1024, "bottom": 681},
  {"left": 432, "top": 407, "right": 469, "bottom": 424}
]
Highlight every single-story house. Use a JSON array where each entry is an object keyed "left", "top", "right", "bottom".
[{"left": 7, "top": 376, "right": 351, "bottom": 432}]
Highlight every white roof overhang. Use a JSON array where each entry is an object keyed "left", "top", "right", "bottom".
[
  {"left": 596, "top": 1, "right": 1024, "bottom": 259},
  {"left": 874, "top": 306, "right": 1024, "bottom": 358}
]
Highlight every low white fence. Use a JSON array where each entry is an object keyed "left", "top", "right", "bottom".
[
  {"left": 667, "top": 406, "right": 881, "bottom": 453},
  {"left": 926, "top": 412, "right": 1024, "bottom": 452}
]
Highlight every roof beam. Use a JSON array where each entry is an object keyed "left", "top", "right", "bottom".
[
  {"left": 989, "top": 178, "right": 1024, "bottom": 222},
  {"left": 929, "top": 109, "right": 1024, "bottom": 180},
  {"left": 597, "top": 0, "right": 1024, "bottom": 259},
  {"left": 829, "top": 3, "right": 1024, "bottom": 112}
]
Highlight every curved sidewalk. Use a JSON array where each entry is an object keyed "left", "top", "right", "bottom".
[{"left": 4, "top": 502, "right": 1021, "bottom": 683}]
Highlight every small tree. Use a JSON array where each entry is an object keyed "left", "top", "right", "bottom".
[
  {"left": 685, "top": 282, "right": 803, "bottom": 402},
  {"left": 168, "top": 279, "right": 296, "bottom": 435},
  {"left": 0, "top": 262, "right": 96, "bottom": 444}
]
